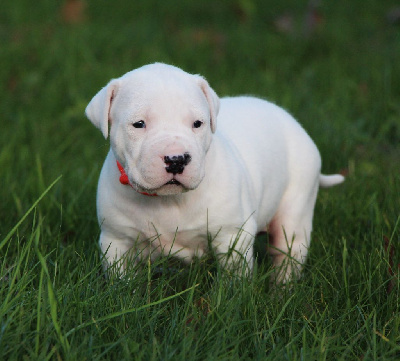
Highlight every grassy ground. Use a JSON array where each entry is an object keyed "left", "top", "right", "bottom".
[{"left": 1, "top": 0, "right": 399, "bottom": 359}]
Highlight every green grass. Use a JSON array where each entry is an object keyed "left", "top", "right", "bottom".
[{"left": 1, "top": 0, "right": 399, "bottom": 359}]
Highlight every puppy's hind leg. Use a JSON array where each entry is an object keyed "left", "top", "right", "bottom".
[{"left": 267, "top": 180, "right": 319, "bottom": 284}]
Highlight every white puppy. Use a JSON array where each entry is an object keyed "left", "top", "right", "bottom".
[{"left": 86, "top": 63, "right": 344, "bottom": 282}]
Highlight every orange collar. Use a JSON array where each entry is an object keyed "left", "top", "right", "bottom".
[{"left": 116, "top": 161, "right": 158, "bottom": 196}]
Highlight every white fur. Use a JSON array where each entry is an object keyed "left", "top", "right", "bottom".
[{"left": 86, "top": 63, "right": 344, "bottom": 282}]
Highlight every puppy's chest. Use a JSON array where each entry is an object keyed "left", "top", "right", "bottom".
[
  {"left": 141, "top": 224, "right": 208, "bottom": 260},
  {"left": 160, "top": 229, "right": 207, "bottom": 248},
  {"left": 133, "top": 201, "right": 207, "bottom": 239}
]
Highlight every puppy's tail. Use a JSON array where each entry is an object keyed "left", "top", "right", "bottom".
[{"left": 319, "top": 174, "right": 345, "bottom": 188}]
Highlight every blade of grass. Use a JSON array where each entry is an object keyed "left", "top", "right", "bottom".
[
  {"left": 35, "top": 267, "right": 45, "bottom": 356},
  {"left": 34, "top": 222, "right": 70, "bottom": 354},
  {"left": 65, "top": 283, "right": 199, "bottom": 338},
  {"left": 263, "top": 294, "right": 295, "bottom": 344},
  {"left": 342, "top": 238, "right": 351, "bottom": 308},
  {"left": 0, "top": 175, "right": 62, "bottom": 253},
  {"left": 1, "top": 211, "right": 40, "bottom": 313}
]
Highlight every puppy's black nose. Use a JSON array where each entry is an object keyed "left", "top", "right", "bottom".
[{"left": 164, "top": 153, "right": 191, "bottom": 175}]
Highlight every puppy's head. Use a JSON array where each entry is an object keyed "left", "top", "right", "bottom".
[{"left": 85, "top": 63, "right": 220, "bottom": 196}]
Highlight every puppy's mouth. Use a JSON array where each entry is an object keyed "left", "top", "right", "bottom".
[
  {"left": 133, "top": 177, "right": 187, "bottom": 195},
  {"left": 150, "top": 178, "right": 189, "bottom": 196},
  {"left": 165, "top": 179, "right": 181, "bottom": 186}
]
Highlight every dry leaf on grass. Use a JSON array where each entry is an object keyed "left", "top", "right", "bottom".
[{"left": 61, "top": 0, "right": 86, "bottom": 24}]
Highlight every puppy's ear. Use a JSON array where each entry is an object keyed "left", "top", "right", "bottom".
[
  {"left": 85, "top": 80, "right": 120, "bottom": 139},
  {"left": 195, "top": 76, "right": 220, "bottom": 133}
]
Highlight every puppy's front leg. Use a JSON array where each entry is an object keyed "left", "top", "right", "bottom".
[
  {"left": 213, "top": 227, "right": 256, "bottom": 275},
  {"left": 98, "top": 231, "right": 138, "bottom": 276}
]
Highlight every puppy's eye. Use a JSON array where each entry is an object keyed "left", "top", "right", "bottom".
[
  {"left": 132, "top": 120, "right": 146, "bottom": 129},
  {"left": 193, "top": 120, "right": 203, "bottom": 129}
]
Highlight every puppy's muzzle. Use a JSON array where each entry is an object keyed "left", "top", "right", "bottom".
[{"left": 164, "top": 153, "right": 192, "bottom": 175}]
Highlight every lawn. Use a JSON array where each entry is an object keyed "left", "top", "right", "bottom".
[{"left": 0, "top": 0, "right": 399, "bottom": 359}]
